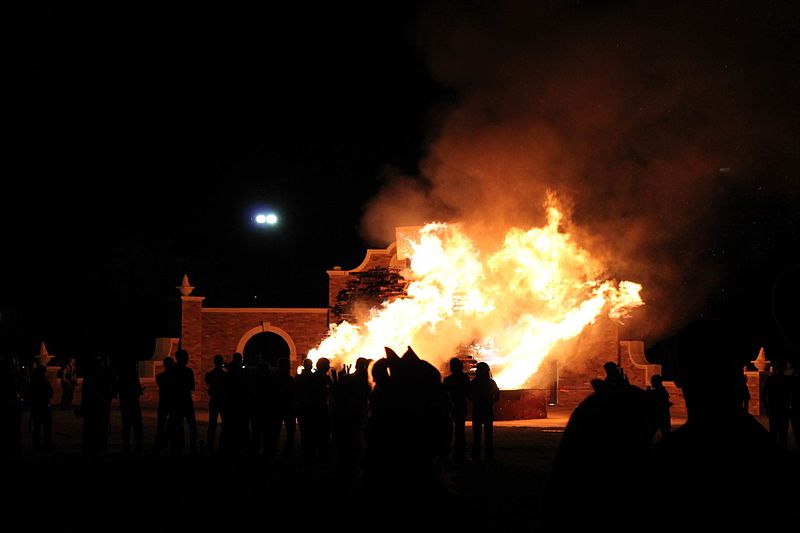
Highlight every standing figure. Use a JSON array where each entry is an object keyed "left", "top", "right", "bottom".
[
  {"left": 59, "top": 358, "right": 78, "bottom": 410},
  {"left": 443, "top": 357, "right": 469, "bottom": 463},
  {"left": 468, "top": 362, "right": 500, "bottom": 462},
  {"left": 294, "top": 358, "right": 316, "bottom": 461},
  {"left": 79, "top": 356, "right": 114, "bottom": 457},
  {"left": 154, "top": 357, "right": 175, "bottom": 452},
  {"left": 115, "top": 358, "right": 144, "bottom": 454},
  {"left": 313, "top": 357, "right": 334, "bottom": 458},
  {"left": 28, "top": 365, "right": 53, "bottom": 452},
  {"left": 221, "top": 352, "right": 246, "bottom": 454},
  {"left": 647, "top": 375, "right": 672, "bottom": 439},
  {"left": 0, "top": 357, "right": 24, "bottom": 455},
  {"left": 266, "top": 357, "right": 296, "bottom": 462},
  {"left": 170, "top": 349, "right": 197, "bottom": 455},
  {"left": 204, "top": 354, "right": 226, "bottom": 452}
]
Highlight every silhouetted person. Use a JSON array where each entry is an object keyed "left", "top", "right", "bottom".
[
  {"left": 363, "top": 346, "right": 450, "bottom": 511},
  {"left": 602, "top": 361, "right": 626, "bottom": 388},
  {"left": 332, "top": 357, "right": 372, "bottom": 481},
  {"left": 243, "top": 352, "right": 261, "bottom": 452},
  {"left": 0, "top": 356, "right": 23, "bottom": 455},
  {"left": 266, "top": 357, "right": 295, "bottom": 462},
  {"left": 542, "top": 358, "right": 654, "bottom": 529},
  {"left": 650, "top": 319, "right": 800, "bottom": 528},
  {"left": 115, "top": 357, "right": 144, "bottom": 454},
  {"left": 154, "top": 357, "right": 175, "bottom": 452},
  {"left": 58, "top": 358, "right": 78, "bottom": 409},
  {"left": 364, "top": 357, "right": 393, "bottom": 480},
  {"left": 248, "top": 357, "right": 271, "bottom": 455},
  {"left": 762, "top": 359, "right": 796, "bottom": 448},
  {"left": 295, "top": 358, "right": 316, "bottom": 460},
  {"left": 221, "top": 352, "right": 246, "bottom": 454},
  {"left": 443, "top": 357, "right": 469, "bottom": 463},
  {"left": 647, "top": 374, "right": 672, "bottom": 439},
  {"left": 205, "top": 354, "right": 226, "bottom": 452},
  {"left": 468, "top": 362, "right": 499, "bottom": 462},
  {"left": 313, "top": 357, "right": 333, "bottom": 458},
  {"left": 169, "top": 349, "right": 197, "bottom": 455},
  {"left": 28, "top": 364, "right": 53, "bottom": 452},
  {"left": 79, "top": 355, "right": 114, "bottom": 457}
]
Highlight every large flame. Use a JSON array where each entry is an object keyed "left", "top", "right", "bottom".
[{"left": 308, "top": 194, "right": 643, "bottom": 388}]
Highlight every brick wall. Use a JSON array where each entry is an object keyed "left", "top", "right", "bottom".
[
  {"left": 551, "top": 317, "right": 620, "bottom": 410},
  {"left": 200, "top": 310, "right": 328, "bottom": 372}
]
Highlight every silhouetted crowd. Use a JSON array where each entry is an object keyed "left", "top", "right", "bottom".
[
  {"left": 0, "top": 345, "right": 502, "bottom": 488},
  {"left": 4, "top": 323, "right": 800, "bottom": 528}
]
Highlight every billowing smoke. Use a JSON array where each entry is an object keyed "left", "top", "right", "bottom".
[{"left": 361, "top": 1, "right": 800, "bottom": 339}]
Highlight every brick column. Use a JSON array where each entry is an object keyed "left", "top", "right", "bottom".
[
  {"left": 180, "top": 295, "right": 205, "bottom": 399},
  {"left": 327, "top": 268, "right": 349, "bottom": 309},
  {"left": 745, "top": 370, "right": 768, "bottom": 416}
]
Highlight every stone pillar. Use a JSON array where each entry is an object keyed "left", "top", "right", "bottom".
[
  {"left": 744, "top": 370, "right": 768, "bottom": 416},
  {"left": 177, "top": 275, "right": 205, "bottom": 400}
]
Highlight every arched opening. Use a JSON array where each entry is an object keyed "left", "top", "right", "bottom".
[{"left": 242, "top": 331, "right": 291, "bottom": 367}]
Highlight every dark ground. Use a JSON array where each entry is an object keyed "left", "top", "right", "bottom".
[
  {"left": 0, "top": 408, "right": 570, "bottom": 532},
  {"left": 3, "top": 407, "right": 793, "bottom": 531}
]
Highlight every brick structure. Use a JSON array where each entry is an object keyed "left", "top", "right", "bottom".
[
  {"left": 530, "top": 319, "right": 663, "bottom": 413},
  {"left": 155, "top": 233, "right": 664, "bottom": 418},
  {"left": 160, "top": 275, "right": 328, "bottom": 405}
]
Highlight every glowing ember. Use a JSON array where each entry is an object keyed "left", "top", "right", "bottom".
[{"left": 308, "top": 193, "right": 643, "bottom": 389}]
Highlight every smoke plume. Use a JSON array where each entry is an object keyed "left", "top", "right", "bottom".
[{"left": 361, "top": 0, "right": 800, "bottom": 340}]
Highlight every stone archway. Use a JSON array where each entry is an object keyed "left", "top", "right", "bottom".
[
  {"left": 241, "top": 330, "right": 292, "bottom": 366},
  {"left": 236, "top": 324, "right": 298, "bottom": 364}
]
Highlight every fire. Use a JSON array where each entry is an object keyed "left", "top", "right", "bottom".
[{"left": 308, "top": 194, "right": 643, "bottom": 389}]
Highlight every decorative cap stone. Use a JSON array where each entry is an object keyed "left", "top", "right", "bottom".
[
  {"left": 177, "top": 274, "right": 195, "bottom": 296},
  {"left": 38, "top": 341, "right": 52, "bottom": 365},
  {"left": 751, "top": 347, "right": 771, "bottom": 372}
]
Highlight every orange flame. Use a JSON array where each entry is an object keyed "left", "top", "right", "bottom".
[{"left": 308, "top": 194, "right": 643, "bottom": 389}]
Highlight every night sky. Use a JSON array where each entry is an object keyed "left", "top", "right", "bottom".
[{"left": 3, "top": 2, "right": 800, "bottom": 366}]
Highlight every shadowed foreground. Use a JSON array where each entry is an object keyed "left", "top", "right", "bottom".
[{"left": 0, "top": 409, "right": 564, "bottom": 531}]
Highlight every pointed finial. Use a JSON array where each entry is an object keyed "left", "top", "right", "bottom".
[
  {"left": 751, "top": 347, "right": 771, "bottom": 372},
  {"left": 38, "top": 341, "right": 52, "bottom": 365},
  {"left": 177, "top": 274, "right": 195, "bottom": 296}
]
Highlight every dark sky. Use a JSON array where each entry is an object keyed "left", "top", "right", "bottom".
[
  {"left": 2, "top": 4, "right": 441, "bottom": 358},
  {"left": 3, "top": 2, "right": 800, "bottom": 364}
]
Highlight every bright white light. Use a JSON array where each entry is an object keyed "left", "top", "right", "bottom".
[{"left": 255, "top": 212, "right": 278, "bottom": 225}]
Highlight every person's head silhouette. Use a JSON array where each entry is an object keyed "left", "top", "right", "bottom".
[
  {"left": 449, "top": 357, "right": 464, "bottom": 374},
  {"left": 175, "top": 349, "right": 189, "bottom": 367},
  {"left": 316, "top": 357, "right": 330, "bottom": 374},
  {"left": 475, "top": 361, "right": 491, "bottom": 379},
  {"left": 649, "top": 319, "right": 744, "bottom": 420}
]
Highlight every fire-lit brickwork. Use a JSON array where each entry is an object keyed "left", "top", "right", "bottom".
[
  {"left": 171, "top": 236, "right": 661, "bottom": 418},
  {"left": 172, "top": 278, "right": 329, "bottom": 404}
]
